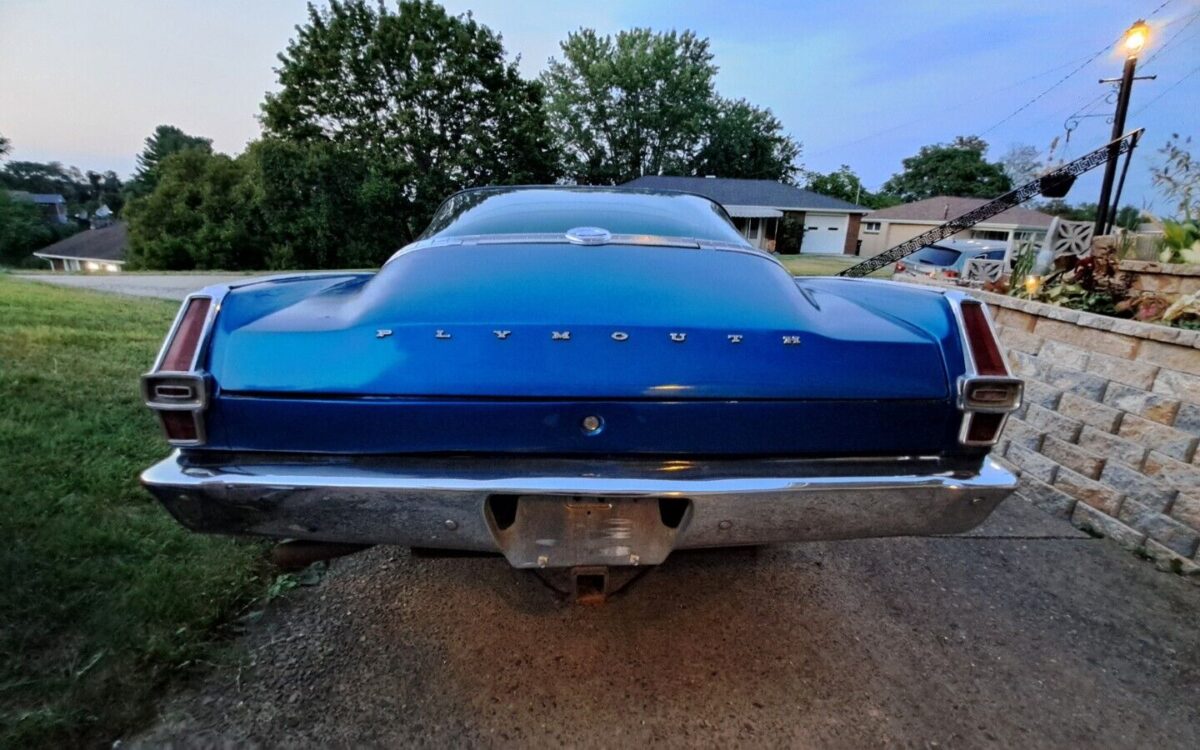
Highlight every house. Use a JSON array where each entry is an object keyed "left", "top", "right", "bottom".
[
  {"left": 92, "top": 204, "right": 114, "bottom": 228},
  {"left": 621, "top": 176, "right": 870, "bottom": 254},
  {"left": 7, "top": 190, "right": 69, "bottom": 224},
  {"left": 858, "top": 196, "right": 1053, "bottom": 260},
  {"left": 34, "top": 222, "right": 127, "bottom": 272}
]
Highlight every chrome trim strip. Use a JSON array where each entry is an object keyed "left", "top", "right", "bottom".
[
  {"left": 141, "top": 452, "right": 1016, "bottom": 565},
  {"left": 384, "top": 232, "right": 782, "bottom": 269}
]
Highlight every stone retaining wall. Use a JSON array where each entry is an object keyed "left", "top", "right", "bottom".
[
  {"left": 1119, "top": 259, "right": 1200, "bottom": 296},
  {"left": 971, "top": 289, "right": 1200, "bottom": 576}
]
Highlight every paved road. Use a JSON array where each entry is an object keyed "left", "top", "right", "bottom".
[
  {"left": 15, "top": 272, "right": 272, "bottom": 300},
  {"left": 25, "top": 274, "right": 1198, "bottom": 747}
]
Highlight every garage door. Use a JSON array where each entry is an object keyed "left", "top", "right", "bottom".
[{"left": 801, "top": 213, "right": 849, "bottom": 254}]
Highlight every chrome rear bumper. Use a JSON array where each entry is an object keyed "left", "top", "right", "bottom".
[{"left": 141, "top": 451, "right": 1015, "bottom": 569}]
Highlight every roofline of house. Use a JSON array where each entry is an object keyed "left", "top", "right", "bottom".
[
  {"left": 759, "top": 205, "right": 872, "bottom": 214},
  {"left": 33, "top": 252, "right": 126, "bottom": 264},
  {"left": 862, "top": 218, "right": 1049, "bottom": 230}
]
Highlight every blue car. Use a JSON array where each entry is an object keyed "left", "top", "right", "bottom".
[{"left": 140, "top": 187, "right": 1020, "bottom": 586}]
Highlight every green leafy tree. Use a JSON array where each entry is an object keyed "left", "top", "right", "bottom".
[
  {"left": 262, "top": 0, "right": 557, "bottom": 240},
  {"left": 803, "top": 164, "right": 898, "bottom": 209},
  {"left": 0, "top": 134, "right": 9, "bottom": 160},
  {"left": 0, "top": 159, "right": 122, "bottom": 218},
  {"left": 245, "top": 138, "right": 414, "bottom": 268},
  {"left": 691, "top": 98, "right": 800, "bottom": 182},
  {"left": 881, "top": 136, "right": 1012, "bottom": 202},
  {"left": 85, "top": 170, "right": 125, "bottom": 215},
  {"left": 543, "top": 27, "right": 717, "bottom": 184},
  {"left": 1, "top": 161, "right": 80, "bottom": 197},
  {"left": 125, "top": 149, "right": 265, "bottom": 270},
  {"left": 127, "top": 125, "right": 213, "bottom": 197},
  {"left": 1039, "top": 200, "right": 1140, "bottom": 230},
  {"left": 0, "top": 192, "right": 66, "bottom": 266}
]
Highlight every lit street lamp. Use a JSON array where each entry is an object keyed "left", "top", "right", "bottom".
[{"left": 1094, "top": 20, "right": 1153, "bottom": 235}]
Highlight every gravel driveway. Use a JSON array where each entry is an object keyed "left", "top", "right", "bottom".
[
  {"left": 126, "top": 500, "right": 1199, "bottom": 748},
  {"left": 20, "top": 274, "right": 1199, "bottom": 747}
]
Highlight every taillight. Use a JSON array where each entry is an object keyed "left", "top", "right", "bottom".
[
  {"left": 963, "top": 412, "right": 1005, "bottom": 444},
  {"left": 960, "top": 302, "right": 1006, "bottom": 375},
  {"left": 160, "top": 297, "right": 211, "bottom": 371},
  {"left": 896, "top": 262, "right": 906, "bottom": 272},
  {"left": 159, "top": 410, "right": 199, "bottom": 442},
  {"left": 143, "top": 295, "right": 214, "bottom": 446},
  {"left": 943, "top": 270, "right": 958, "bottom": 279},
  {"left": 955, "top": 299, "right": 1022, "bottom": 447}
]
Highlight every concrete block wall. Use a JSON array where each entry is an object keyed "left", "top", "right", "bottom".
[{"left": 973, "top": 289, "right": 1200, "bottom": 576}]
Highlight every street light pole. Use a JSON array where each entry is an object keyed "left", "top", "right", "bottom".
[{"left": 1094, "top": 20, "right": 1149, "bottom": 236}]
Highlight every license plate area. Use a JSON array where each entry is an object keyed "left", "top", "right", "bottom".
[{"left": 485, "top": 494, "right": 691, "bottom": 569}]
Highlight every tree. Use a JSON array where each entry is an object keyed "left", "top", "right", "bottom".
[
  {"left": 262, "top": 0, "right": 557, "bottom": 240},
  {"left": 880, "top": 136, "right": 1012, "bottom": 202},
  {"left": 1, "top": 161, "right": 80, "bottom": 197},
  {"left": 245, "top": 138, "right": 414, "bottom": 268},
  {"left": 804, "top": 164, "right": 899, "bottom": 209},
  {"left": 127, "top": 125, "right": 213, "bottom": 197},
  {"left": 691, "top": 98, "right": 800, "bottom": 182},
  {"left": 0, "top": 192, "right": 59, "bottom": 266},
  {"left": 1039, "top": 200, "right": 1141, "bottom": 230},
  {"left": 999, "top": 143, "right": 1043, "bottom": 185},
  {"left": 542, "top": 27, "right": 717, "bottom": 184},
  {"left": 125, "top": 149, "right": 265, "bottom": 270},
  {"left": 0, "top": 134, "right": 9, "bottom": 160}
]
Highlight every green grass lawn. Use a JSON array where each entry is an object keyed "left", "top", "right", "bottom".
[
  {"left": 0, "top": 276, "right": 266, "bottom": 748},
  {"left": 778, "top": 253, "right": 891, "bottom": 277}
]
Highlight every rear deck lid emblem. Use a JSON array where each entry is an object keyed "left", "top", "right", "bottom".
[{"left": 565, "top": 226, "right": 612, "bottom": 246}]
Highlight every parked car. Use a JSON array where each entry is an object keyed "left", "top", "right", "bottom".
[
  {"left": 140, "top": 187, "right": 1021, "bottom": 591},
  {"left": 894, "top": 239, "right": 1009, "bottom": 280}
]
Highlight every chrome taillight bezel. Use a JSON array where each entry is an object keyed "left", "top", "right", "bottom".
[
  {"left": 957, "top": 375, "right": 1024, "bottom": 413},
  {"left": 946, "top": 294, "right": 1023, "bottom": 447},
  {"left": 144, "top": 293, "right": 220, "bottom": 447}
]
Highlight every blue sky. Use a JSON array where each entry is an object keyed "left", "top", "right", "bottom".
[{"left": 1, "top": 0, "right": 1196, "bottom": 214}]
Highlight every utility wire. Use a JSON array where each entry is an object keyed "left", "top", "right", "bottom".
[
  {"left": 1141, "top": 9, "right": 1200, "bottom": 67},
  {"left": 1148, "top": 0, "right": 1174, "bottom": 16},
  {"left": 977, "top": 0, "right": 1177, "bottom": 136},
  {"left": 1132, "top": 63, "right": 1200, "bottom": 116},
  {"left": 807, "top": 52, "right": 1099, "bottom": 157},
  {"left": 978, "top": 37, "right": 1120, "bottom": 136}
]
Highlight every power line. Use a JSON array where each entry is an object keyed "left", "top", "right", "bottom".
[
  {"left": 1141, "top": 9, "right": 1200, "bottom": 67},
  {"left": 976, "top": 0, "right": 1178, "bottom": 136},
  {"left": 807, "top": 52, "right": 1099, "bottom": 157},
  {"left": 1132, "top": 63, "right": 1200, "bottom": 116},
  {"left": 978, "top": 37, "right": 1119, "bottom": 136}
]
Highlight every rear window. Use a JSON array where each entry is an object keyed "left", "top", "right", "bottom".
[
  {"left": 912, "top": 246, "right": 961, "bottom": 266},
  {"left": 421, "top": 187, "right": 747, "bottom": 245}
]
